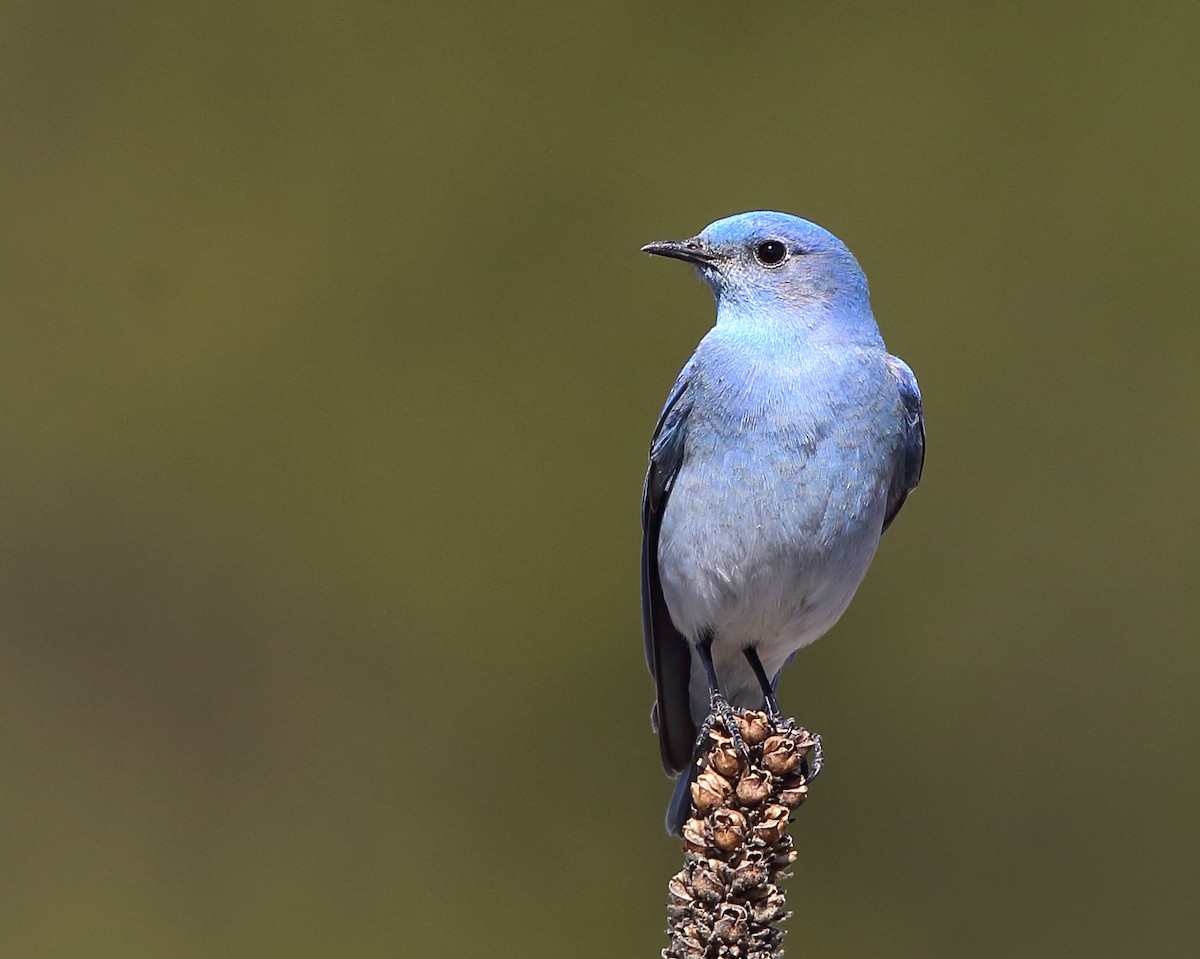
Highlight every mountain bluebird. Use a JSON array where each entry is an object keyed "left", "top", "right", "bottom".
[{"left": 640, "top": 211, "right": 925, "bottom": 834}]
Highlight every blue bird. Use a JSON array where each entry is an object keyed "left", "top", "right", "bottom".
[{"left": 641, "top": 211, "right": 925, "bottom": 834}]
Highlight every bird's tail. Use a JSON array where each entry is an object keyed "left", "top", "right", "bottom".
[{"left": 665, "top": 759, "right": 701, "bottom": 836}]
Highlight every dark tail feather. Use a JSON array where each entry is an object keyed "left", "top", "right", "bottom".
[{"left": 665, "top": 759, "right": 701, "bottom": 836}]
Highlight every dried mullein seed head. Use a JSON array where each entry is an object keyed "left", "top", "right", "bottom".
[
  {"left": 734, "top": 769, "right": 772, "bottom": 806},
  {"left": 709, "top": 740, "right": 743, "bottom": 777},
  {"left": 735, "top": 710, "right": 771, "bottom": 746},
  {"left": 761, "top": 735, "right": 801, "bottom": 775},
  {"left": 666, "top": 709, "right": 819, "bottom": 959},
  {"left": 711, "top": 808, "right": 748, "bottom": 853}
]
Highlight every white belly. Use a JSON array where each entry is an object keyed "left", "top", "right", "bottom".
[{"left": 657, "top": 459, "right": 889, "bottom": 711}]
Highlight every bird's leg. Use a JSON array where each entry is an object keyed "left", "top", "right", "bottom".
[
  {"left": 743, "top": 646, "right": 783, "bottom": 720},
  {"left": 743, "top": 646, "right": 823, "bottom": 782},
  {"left": 693, "top": 638, "right": 750, "bottom": 762}
]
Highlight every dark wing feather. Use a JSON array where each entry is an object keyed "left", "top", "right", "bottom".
[
  {"left": 641, "top": 362, "right": 696, "bottom": 776},
  {"left": 882, "top": 354, "right": 926, "bottom": 533}
]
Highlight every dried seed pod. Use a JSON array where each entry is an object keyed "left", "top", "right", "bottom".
[
  {"left": 761, "top": 735, "right": 800, "bottom": 775},
  {"left": 777, "top": 776, "right": 808, "bottom": 808},
  {"left": 679, "top": 923, "right": 707, "bottom": 953},
  {"left": 692, "top": 769, "right": 732, "bottom": 813},
  {"left": 668, "top": 874, "right": 694, "bottom": 905},
  {"left": 734, "top": 769, "right": 772, "bottom": 806},
  {"left": 709, "top": 739, "right": 743, "bottom": 777},
  {"left": 749, "top": 926, "right": 783, "bottom": 956},
  {"left": 713, "top": 903, "right": 748, "bottom": 944},
  {"left": 750, "top": 892, "right": 788, "bottom": 925},
  {"left": 705, "top": 857, "right": 733, "bottom": 886},
  {"left": 735, "top": 710, "right": 771, "bottom": 746},
  {"left": 711, "top": 808, "right": 748, "bottom": 853},
  {"left": 691, "top": 862, "right": 726, "bottom": 903},
  {"left": 730, "top": 859, "right": 769, "bottom": 896},
  {"left": 682, "top": 817, "right": 708, "bottom": 852},
  {"left": 792, "top": 730, "right": 818, "bottom": 750},
  {"left": 753, "top": 804, "right": 790, "bottom": 844}
]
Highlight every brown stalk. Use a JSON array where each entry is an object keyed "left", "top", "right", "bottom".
[{"left": 663, "top": 710, "right": 818, "bottom": 959}]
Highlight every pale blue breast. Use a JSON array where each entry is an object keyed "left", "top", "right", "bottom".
[{"left": 656, "top": 326, "right": 901, "bottom": 707}]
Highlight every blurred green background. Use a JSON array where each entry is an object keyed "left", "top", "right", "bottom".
[{"left": 3, "top": 2, "right": 1198, "bottom": 956}]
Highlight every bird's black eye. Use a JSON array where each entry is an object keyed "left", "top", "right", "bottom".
[{"left": 753, "top": 240, "right": 788, "bottom": 266}]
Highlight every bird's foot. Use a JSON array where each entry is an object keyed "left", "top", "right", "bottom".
[
  {"left": 801, "top": 730, "right": 823, "bottom": 782},
  {"left": 694, "top": 692, "right": 752, "bottom": 766},
  {"left": 768, "top": 714, "right": 823, "bottom": 783}
]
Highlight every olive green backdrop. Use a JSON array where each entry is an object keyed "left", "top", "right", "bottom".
[{"left": 3, "top": 3, "right": 1197, "bottom": 957}]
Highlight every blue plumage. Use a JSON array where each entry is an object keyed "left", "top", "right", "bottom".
[{"left": 640, "top": 212, "right": 925, "bottom": 834}]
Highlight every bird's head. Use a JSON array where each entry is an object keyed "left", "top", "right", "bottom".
[{"left": 642, "top": 211, "right": 874, "bottom": 336}]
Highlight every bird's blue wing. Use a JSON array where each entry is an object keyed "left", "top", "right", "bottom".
[
  {"left": 882, "top": 354, "right": 925, "bottom": 532},
  {"left": 642, "top": 360, "right": 697, "bottom": 776}
]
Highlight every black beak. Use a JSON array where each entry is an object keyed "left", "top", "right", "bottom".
[{"left": 640, "top": 237, "right": 717, "bottom": 266}]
